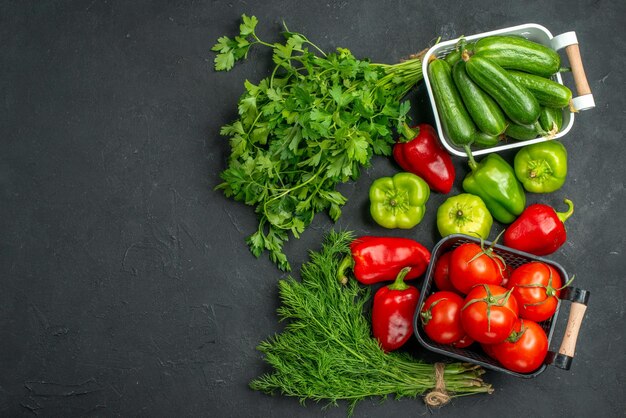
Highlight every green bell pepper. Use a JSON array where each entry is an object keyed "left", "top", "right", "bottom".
[
  {"left": 514, "top": 140, "right": 567, "bottom": 193},
  {"left": 462, "top": 151, "right": 526, "bottom": 224},
  {"left": 437, "top": 193, "right": 493, "bottom": 239},
  {"left": 369, "top": 172, "right": 430, "bottom": 229}
]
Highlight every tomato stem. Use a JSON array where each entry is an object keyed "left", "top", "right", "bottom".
[
  {"left": 506, "top": 320, "right": 527, "bottom": 343},
  {"left": 462, "top": 285, "right": 516, "bottom": 333},
  {"left": 557, "top": 274, "right": 576, "bottom": 291},
  {"left": 466, "top": 232, "right": 507, "bottom": 274}
]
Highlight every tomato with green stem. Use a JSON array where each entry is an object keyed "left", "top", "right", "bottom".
[
  {"left": 461, "top": 284, "right": 519, "bottom": 344},
  {"left": 487, "top": 318, "right": 549, "bottom": 373},
  {"left": 449, "top": 242, "right": 506, "bottom": 295},
  {"left": 420, "top": 291, "right": 466, "bottom": 345},
  {"left": 506, "top": 261, "right": 571, "bottom": 322}
]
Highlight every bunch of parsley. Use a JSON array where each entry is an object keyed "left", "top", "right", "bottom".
[{"left": 212, "top": 15, "right": 425, "bottom": 270}]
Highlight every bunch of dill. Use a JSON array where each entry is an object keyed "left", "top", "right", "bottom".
[{"left": 250, "top": 230, "right": 493, "bottom": 415}]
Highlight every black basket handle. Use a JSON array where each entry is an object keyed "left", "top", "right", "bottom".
[{"left": 546, "top": 286, "right": 591, "bottom": 370}]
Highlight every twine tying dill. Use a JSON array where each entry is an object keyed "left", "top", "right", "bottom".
[{"left": 424, "top": 362, "right": 452, "bottom": 407}]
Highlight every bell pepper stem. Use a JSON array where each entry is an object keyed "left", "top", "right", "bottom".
[
  {"left": 464, "top": 145, "right": 478, "bottom": 171},
  {"left": 399, "top": 123, "right": 418, "bottom": 143},
  {"left": 387, "top": 267, "right": 412, "bottom": 291},
  {"left": 337, "top": 255, "right": 354, "bottom": 285},
  {"left": 556, "top": 199, "right": 574, "bottom": 223}
]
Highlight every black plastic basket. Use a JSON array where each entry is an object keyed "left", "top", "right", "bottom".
[{"left": 413, "top": 234, "right": 590, "bottom": 378}]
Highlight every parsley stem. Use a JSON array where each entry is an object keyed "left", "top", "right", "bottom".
[
  {"left": 262, "top": 163, "right": 328, "bottom": 225},
  {"left": 250, "top": 33, "right": 274, "bottom": 49}
]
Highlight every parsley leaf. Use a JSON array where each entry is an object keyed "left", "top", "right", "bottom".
[
  {"left": 239, "top": 14, "right": 258, "bottom": 36},
  {"left": 214, "top": 48, "right": 235, "bottom": 71}
]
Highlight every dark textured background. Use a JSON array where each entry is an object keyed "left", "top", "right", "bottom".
[{"left": 2, "top": 0, "right": 625, "bottom": 416}]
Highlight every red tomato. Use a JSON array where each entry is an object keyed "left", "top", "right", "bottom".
[
  {"left": 499, "top": 261, "right": 514, "bottom": 288},
  {"left": 461, "top": 284, "right": 519, "bottom": 344},
  {"left": 433, "top": 251, "right": 455, "bottom": 291},
  {"left": 481, "top": 341, "right": 498, "bottom": 359},
  {"left": 451, "top": 334, "right": 474, "bottom": 349},
  {"left": 489, "top": 318, "right": 549, "bottom": 374},
  {"left": 420, "top": 291, "right": 465, "bottom": 344},
  {"left": 507, "top": 262, "right": 563, "bottom": 322},
  {"left": 449, "top": 243, "right": 504, "bottom": 294}
]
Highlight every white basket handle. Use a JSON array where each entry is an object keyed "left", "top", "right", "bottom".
[{"left": 551, "top": 32, "right": 595, "bottom": 111}]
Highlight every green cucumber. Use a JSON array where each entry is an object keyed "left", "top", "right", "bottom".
[
  {"left": 465, "top": 55, "right": 541, "bottom": 125},
  {"left": 505, "top": 120, "right": 544, "bottom": 141},
  {"left": 473, "top": 35, "right": 561, "bottom": 77},
  {"left": 428, "top": 58, "right": 476, "bottom": 146},
  {"left": 444, "top": 42, "right": 475, "bottom": 66},
  {"left": 444, "top": 50, "right": 463, "bottom": 66},
  {"left": 507, "top": 70, "right": 572, "bottom": 108},
  {"left": 452, "top": 60, "right": 507, "bottom": 136},
  {"left": 472, "top": 131, "right": 503, "bottom": 148},
  {"left": 539, "top": 106, "right": 564, "bottom": 133}
]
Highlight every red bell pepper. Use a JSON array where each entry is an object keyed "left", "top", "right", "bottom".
[
  {"left": 372, "top": 267, "right": 420, "bottom": 351},
  {"left": 338, "top": 236, "right": 431, "bottom": 285},
  {"left": 503, "top": 199, "right": 574, "bottom": 256},
  {"left": 393, "top": 123, "right": 455, "bottom": 194}
]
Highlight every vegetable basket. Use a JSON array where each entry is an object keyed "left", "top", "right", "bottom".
[
  {"left": 422, "top": 23, "right": 595, "bottom": 157},
  {"left": 413, "top": 234, "right": 590, "bottom": 378}
]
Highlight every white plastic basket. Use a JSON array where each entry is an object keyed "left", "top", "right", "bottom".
[{"left": 422, "top": 23, "right": 595, "bottom": 157}]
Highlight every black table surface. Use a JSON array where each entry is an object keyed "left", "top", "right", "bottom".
[{"left": 2, "top": 1, "right": 625, "bottom": 417}]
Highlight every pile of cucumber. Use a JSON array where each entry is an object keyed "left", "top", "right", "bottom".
[{"left": 428, "top": 35, "right": 572, "bottom": 149}]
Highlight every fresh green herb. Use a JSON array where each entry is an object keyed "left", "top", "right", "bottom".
[
  {"left": 250, "top": 230, "right": 493, "bottom": 415},
  {"left": 212, "top": 15, "right": 426, "bottom": 270}
]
